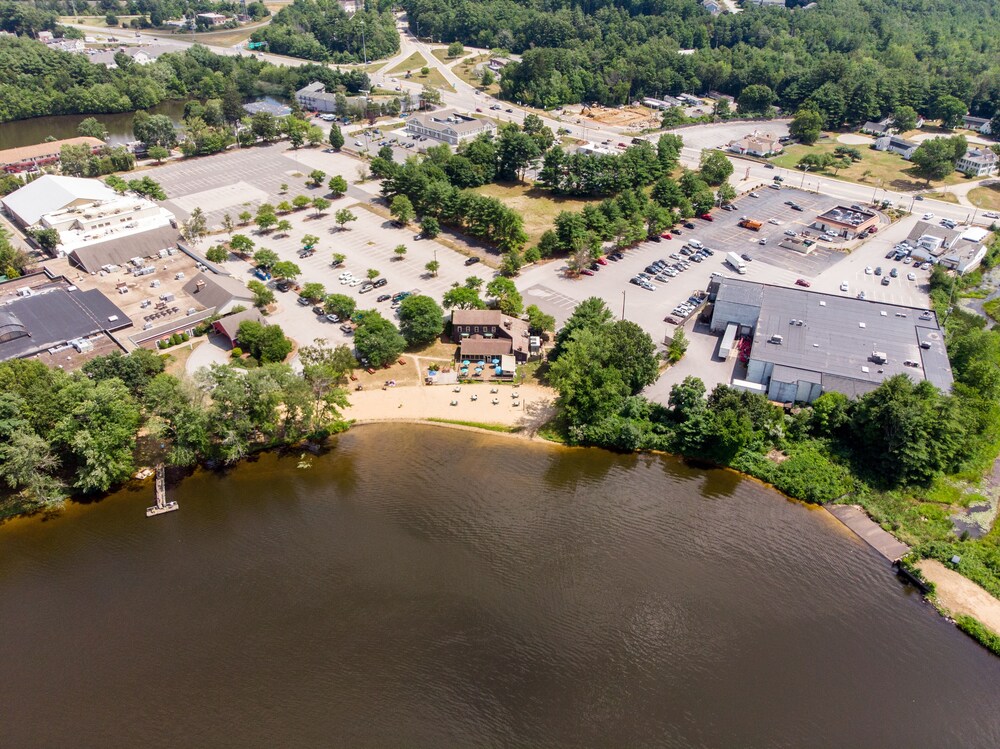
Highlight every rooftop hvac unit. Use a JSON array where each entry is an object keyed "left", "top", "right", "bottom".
[{"left": 870, "top": 351, "right": 887, "bottom": 364}]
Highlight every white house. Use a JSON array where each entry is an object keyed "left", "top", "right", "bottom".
[
  {"left": 955, "top": 148, "right": 998, "bottom": 177},
  {"left": 861, "top": 117, "right": 894, "bottom": 136},
  {"left": 962, "top": 115, "right": 993, "bottom": 136},
  {"left": 702, "top": 0, "right": 723, "bottom": 14},
  {"left": 873, "top": 135, "right": 918, "bottom": 160}
]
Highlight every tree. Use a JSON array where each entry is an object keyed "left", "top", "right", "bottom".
[
  {"left": 789, "top": 108, "right": 823, "bottom": 145},
  {"left": 298, "top": 339, "right": 352, "bottom": 432},
  {"left": 271, "top": 260, "right": 302, "bottom": 281},
  {"left": 447, "top": 41, "right": 464, "bottom": 58},
  {"left": 398, "top": 295, "right": 445, "bottom": 346},
  {"left": 229, "top": 234, "right": 255, "bottom": 256},
  {"left": 425, "top": 260, "right": 440, "bottom": 277},
  {"left": 935, "top": 95, "right": 968, "bottom": 129},
  {"left": 301, "top": 234, "right": 319, "bottom": 250},
  {"left": 480, "top": 68, "right": 495, "bottom": 88},
  {"left": 354, "top": 312, "right": 406, "bottom": 367},
  {"left": 255, "top": 205, "right": 278, "bottom": 232},
  {"left": 181, "top": 207, "right": 208, "bottom": 241},
  {"left": 292, "top": 195, "right": 311, "bottom": 210},
  {"left": 442, "top": 285, "right": 485, "bottom": 309},
  {"left": 253, "top": 248, "right": 280, "bottom": 269},
  {"left": 324, "top": 293, "right": 356, "bottom": 319},
  {"left": 307, "top": 169, "right": 327, "bottom": 187},
  {"left": 331, "top": 252, "right": 346, "bottom": 267},
  {"left": 311, "top": 197, "right": 331, "bottom": 216},
  {"left": 737, "top": 84, "right": 775, "bottom": 115},
  {"left": 132, "top": 111, "right": 176, "bottom": 148},
  {"left": 328, "top": 124, "right": 344, "bottom": 151},
  {"left": 275, "top": 219, "right": 293, "bottom": 235},
  {"left": 699, "top": 149, "right": 734, "bottom": 186},
  {"left": 716, "top": 182, "right": 737, "bottom": 205},
  {"left": 486, "top": 277, "right": 524, "bottom": 316},
  {"left": 911, "top": 135, "right": 966, "bottom": 183},
  {"left": 420, "top": 216, "right": 440, "bottom": 238},
  {"left": 239, "top": 211, "right": 253, "bottom": 226},
  {"left": 251, "top": 111, "right": 279, "bottom": 141},
  {"left": 328, "top": 175, "right": 348, "bottom": 196},
  {"left": 334, "top": 208, "right": 357, "bottom": 230},
  {"left": 420, "top": 66, "right": 431, "bottom": 77},
  {"left": 390, "top": 195, "right": 415, "bottom": 225},
  {"left": 366, "top": 268, "right": 380, "bottom": 281},
  {"left": 247, "top": 280, "right": 274, "bottom": 309},
  {"left": 551, "top": 297, "right": 613, "bottom": 360},
  {"left": 221, "top": 214, "right": 234, "bottom": 234},
  {"left": 77, "top": 117, "right": 108, "bottom": 140},
  {"left": 667, "top": 326, "right": 688, "bottom": 363},
  {"left": 301, "top": 282, "right": 326, "bottom": 301},
  {"left": 893, "top": 106, "right": 918, "bottom": 133},
  {"left": 237, "top": 320, "right": 293, "bottom": 363},
  {"left": 31, "top": 227, "right": 60, "bottom": 252},
  {"left": 82, "top": 348, "right": 165, "bottom": 396},
  {"left": 496, "top": 126, "right": 541, "bottom": 181},
  {"left": 526, "top": 305, "right": 555, "bottom": 337},
  {"left": 205, "top": 245, "right": 229, "bottom": 263},
  {"left": 394, "top": 244, "right": 407, "bottom": 260}
]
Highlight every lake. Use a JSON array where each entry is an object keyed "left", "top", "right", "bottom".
[{"left": 2, "top": 424, "right": 999, "bottom": 747}]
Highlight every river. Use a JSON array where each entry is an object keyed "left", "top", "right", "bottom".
[{"left": 2, "top": 425, "right": 999, "bottom": 748}]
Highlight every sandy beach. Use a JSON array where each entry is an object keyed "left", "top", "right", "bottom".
[
  {"left": 342, "top": 382, "right": 559, "bottom": 433},
  {"left": 917, "top": 560, "right": 1000, "bottom": 635}
]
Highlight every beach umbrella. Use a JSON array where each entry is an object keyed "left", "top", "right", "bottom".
[
  {"left": 462, "top": 360, "right": 471, "bottom": 366},
  {"left": 491, "top": 358, "right": 500, "bottom": 365},
  {"left": 495, "top": 366, "right": 502, "bottom": 374}
]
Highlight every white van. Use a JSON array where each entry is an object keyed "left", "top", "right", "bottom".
[{"left": 688, "top": 239, "right": 704, "bottom": 250}]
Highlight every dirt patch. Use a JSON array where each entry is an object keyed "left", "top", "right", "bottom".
[
  {"left": 767, "top": 449, "right": 790, "bottom": 464},
  {"left": 918, "top": 559, "right": 1000, "bottom": 635}
]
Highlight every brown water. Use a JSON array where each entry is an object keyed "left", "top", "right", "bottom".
[
  {"left": 2, "top": 425, "right": 999, "bottom": 748},
  {"left": 0, "top": 101, "right": 188, "bottom": 150}
]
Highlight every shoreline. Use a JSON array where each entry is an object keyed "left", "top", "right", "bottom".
[{"left": 3, "top": 396, "right": 999, "bottom": 656}]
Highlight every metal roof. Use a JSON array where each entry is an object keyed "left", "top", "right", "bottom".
[
  {"left": 68, "top": 225, "right": 181, "bottom": 273},
  {"left": 1, "top": 175, "right": 116, "bottom": 226}
]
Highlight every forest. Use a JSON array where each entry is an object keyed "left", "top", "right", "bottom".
[
  {"left": 0, "top": 35, "right": 369, "bottom": 122},
  {"left": 250, "top": 0, "right": 399, "bottom": 63},
  {"left": 403, "top": 0, "right": 1000, "bottom": 124}
]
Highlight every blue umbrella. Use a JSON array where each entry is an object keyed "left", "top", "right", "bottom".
[
  {"left": 495, "top": 366, "right": 502, "bottom": 374},
  {"left": 462, "top": 360, "right": 471, "bottom": 366},
  {"left": 491, "top": 358, "right": 500, "bottom": 365}
]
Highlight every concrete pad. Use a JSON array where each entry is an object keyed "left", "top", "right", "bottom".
[{"left": 171, "top": 181, "right": 269, "bottom": 215}]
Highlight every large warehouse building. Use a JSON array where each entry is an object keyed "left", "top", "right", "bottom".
[{"left": 710, "top": 279, "right": 953, "bottom": 402}]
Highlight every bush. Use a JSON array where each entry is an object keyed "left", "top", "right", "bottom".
[
  {"left": 231, "top": 347, "right": 243, "bottom": 358},
  {"left": 955, "top": 615, "right": 1000, "bottom": 656},
  {"left": 181, "top": 332, "right": 190, "bottom": 342}
]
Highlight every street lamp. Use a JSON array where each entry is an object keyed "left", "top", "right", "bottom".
[
  {"left": 621, "top": 290, "right": 626, "bottom": 321},
  {"left": 799, "top": 164, "right": 811, "bottom": 189}
]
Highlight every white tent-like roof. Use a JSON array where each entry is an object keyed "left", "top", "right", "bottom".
[{"left": 1, "top": 175, "right": 116, "bottom": 227}]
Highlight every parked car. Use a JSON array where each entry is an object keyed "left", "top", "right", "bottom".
[
  {"left": 377, "top": 294, "right": 392, "bottom": 302},
  {"left": 275, "top": 280, "right": 292, "bottom": 292},
  {"left": 795, "top": 278, "right": 811, "bottom": 287},
  {"left": 660, "top": 232, "right": 672, "bottom": 239},
  {"left": 890, "top": 267, "right": 898, "bottom": 278},
  {"left": 326, "top": 314, "right": 340, "bottom": 323},
  {"left": 840, "top": 281, "right": 849, "bottom": 292},
  {"left": 373, "top": 278, "right": 388, "bottom": 288},
  {"left": 313, "top": 306, "right": 325, "bottom": 315},
  {"left": 865, "top": 266, "right": 873, "bottom": 274},
  {"left": 741, "top": 253, "right": 753, "bottom": 262},
  {"left": 922, "top": 212, "right": 935, "bottom": 220},
  {"left": 297, "top": 296, "right": 310, "bottom": 306},
  {"left": 907, "top": 272, "right": 916, "bottom": 281},
  {"left": 464, "top": 256, "right": 481, "bottom": 266},
  {"left": 581, "top": 268, "right": 595, "bottom": 276},
  {"left": 699, "top": 213, "right": 714, "bottom": 221},
  {"left": 881, "top": 277, "right": 891, "bottom": 286},
  {"left": 790, "top": 204, "right": 804, "bottom": 212},
  {"left": 874, "top": 266, "right": 882, "bottom": 275}
]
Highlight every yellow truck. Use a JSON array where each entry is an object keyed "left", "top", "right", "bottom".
[{"left": 738, "top": 218, "right": 763, "bottom": 231}]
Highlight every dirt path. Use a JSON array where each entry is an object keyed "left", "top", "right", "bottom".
[{"left": 917, "top": 560, "right": 1000, "bottom": 634}]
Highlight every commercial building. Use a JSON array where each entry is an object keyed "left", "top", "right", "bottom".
[
  {"left": 406, "top": 110, "right": 497, "bottom": 146},
  {"left": 1, "top": 175, "right": 176, "bottom": 256},
  {"left": 213, "top": 308, "right": 266, "bottom": 347},
  {"left": 811, "top": 205, "right": 879, "bottom": 238},
  {"left": 196, "top": 12, "right": 229, "bottom": 25},
  {"left": 727, "top": 131, "right": 783, "bottom": 157},
  {"left": 451, "top": 309, "right": 534, "bottom": 362},
  {"left": 905, "top": 220, "right": 962, "bottom": 263},
  {"left": 0, "top": 137, "right": 105, "bottom": 174},
  {"left": 710, "top": 279, "right": 952, "bottom": 403},
  {"left": 0, "top": 272, "right": 131, "bottom": 364},
  {"left": 182, "top": 272, "right": 257, "bottom": 316},
  {"left": 296, "top": 82, "right": 343, "bottom": 113}
]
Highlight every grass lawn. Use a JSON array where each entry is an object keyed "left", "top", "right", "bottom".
[
  {"left": 923, "top": 190, "right": 960, "bottom": 204},
  {"left": 453, "top": 54, "right": 500, "bottom": 96},
  {"left": 969, "top": 184, "right": 1000, "bottom": 211},
  {"left": 430, "top": 48, "right": 462, "bottom": 64},
  {"left": 771, "top": 137, "right": 967, "bottom": 191},
  {"left": 472, "top": 182, "right": 600, "bottom": 246},
  {"left": 386, "top": 52, "right": 454, "bottom": 92}
]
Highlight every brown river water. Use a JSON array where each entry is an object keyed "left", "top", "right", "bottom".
[{"left": 2, "top": 424, "right": 999, "bottom": 748}]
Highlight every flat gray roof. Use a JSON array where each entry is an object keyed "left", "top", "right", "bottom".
[
  {"left": 718, "top": 279, "right": 954, "bottom": 393},
  {"left": 0, "top": 287, "right": 131, "bottom": 361},
  {"left": 68, "top": 226, "right": 181, "bottom": 272}
]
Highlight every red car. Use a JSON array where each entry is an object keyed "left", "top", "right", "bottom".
[
  {"left": 596, "top": 257, "right": 608, "bottom": 265},
  {"left": 795, "top": 278, "right": 811, "bottom": 287},
  {"left": 660, "top": 232, "right": 673, "bottom": 240},
  {"left": 580, "top": 268, "right": 595, "bottom": 276},
  {"left": 869, "top": 226, "right": 878, "bottom": 233},
  {"left": 700, "top": 213, "right": 714, "bottom": 221}
]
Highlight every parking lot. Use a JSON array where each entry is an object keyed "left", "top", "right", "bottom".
[{"left": 516, "top": 185, "right": 859, "bottom": 347}]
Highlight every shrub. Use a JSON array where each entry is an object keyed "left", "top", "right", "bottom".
[
  {"left": 231, "top": 347, "right": 243, "bottom": 358},
  {"left": 955, "top": 615, "right": 1000, "bottom": 656}
]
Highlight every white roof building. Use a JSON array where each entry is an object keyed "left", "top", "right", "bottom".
[{"left": 1, "top": 175, "right": 175, "bottom": 254}]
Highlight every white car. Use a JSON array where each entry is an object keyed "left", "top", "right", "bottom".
[
  {"left": 349, "top": 279, "right": 362, "bottom": 287},
  {"left": 767, "top": 218, "right": 782, "bottom": 225},
  {"left": 749, "top": 192, "right": 759, "bottom": 198},
  {"left": 922, "top": 212, "right": 934, "bottom": 220},
  {"left": 784, "top": 229, "right": 797, "bottom": 237},
  {"left": 984, "top": 211, "right": 999, "bottom": 219},
  {"left": 759, "top": 238, "right": 767, "bottom": 245},
  {"left": 907, "top": 272, "right": 916, "bottom": 281},
  {"left": 865, "top": 266, "right": 873, "bottom": 275},
  {"left": 354, "top": 140, "right": 365, "bottom": 148},
  {"left": 840, "top": 281, "right": 849, "bottom": 292}
]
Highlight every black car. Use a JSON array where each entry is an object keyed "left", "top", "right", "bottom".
[
  {"left": 651, "top": 235, "right": 662, "bottom": 242},
  {"left": 741, "top": 253, "right": 753, "bottom": 262},
  {"left": 373, "top": 277, "right": 388, "bottom": 288},
  {"left": 275, "top": 280, "right": 292, "bottom": 292},
  {"left": 608, "top": 253, "right": 624, "bottom": 261},
  {"left": 790, "top": 204, "right": 804, "bottom": 212},
  {"left": 377, "top": 294, "right": 392, "bottom": 302},
  {"left": 680, "top": 247, "right": 693, "bottom": 256},
  {"left": 684, "top": 222, "right": 695, "bottom": 229},
  {"left": 312, "top": 306, "right": 325, "bottom": 315},
  {"left": 464, "top": 256, "right": 481, "bottom": 266}
]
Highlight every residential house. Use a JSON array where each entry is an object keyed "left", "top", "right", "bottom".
[
  {"left": 873, "top": 135, "right": 918, "bottom": 160},
  {"left": 451, "top": 309, "right": 531, "bottom": 362},
  {"left": 962, "top": 115, "right": 993, "bottom": 136},
  {"left": 905, "top": 221, "right": 963, "bottom": 262},
  {"left": 727, "top": 131, "right": 783, "bottom": 157},
  {"left": 702, "top": 0, "right": 723, "bottom": 14},
  {"left": 861, "top": 118, "right": 893, "bottom": 137},
  {"left": 955, "top": 148, "right": 998, "bottom": 177},
  {"left": 0, "top": 137, "right": 105, "bottom": 174},
  {"left": 406, "top": 110, "right": 497, "bottom": 146}
]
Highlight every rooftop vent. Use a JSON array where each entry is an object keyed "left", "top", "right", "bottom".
[{"left": 859, "top": 322, "right": 866, "bottom": 328}]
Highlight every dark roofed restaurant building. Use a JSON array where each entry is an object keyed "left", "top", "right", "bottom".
[
  {"left": 451, "top": 309, "right": 531, "bottom": 362},
  {"left": 710, "top": 279, "right": 952, "bottom": 403},
  {"left": 812, "top": 205, "right": 879, "bottom": 239}
]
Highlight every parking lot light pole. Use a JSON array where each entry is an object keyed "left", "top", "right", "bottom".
[{"left": 621, "top": 290, "right": 626, "bottom": 320}]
